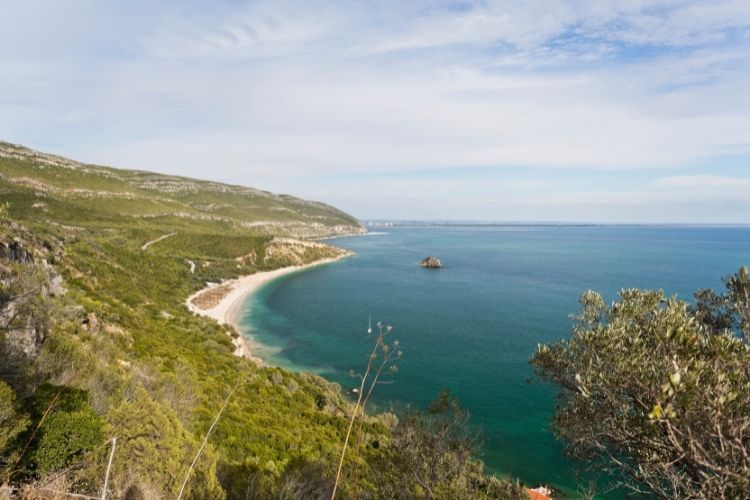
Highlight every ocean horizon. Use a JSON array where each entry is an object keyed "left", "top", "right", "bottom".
[{"left": 238, "top": 225, "right": 750, "bottom": 496}]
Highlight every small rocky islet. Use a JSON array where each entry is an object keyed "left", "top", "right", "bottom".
[{"left": 420, "top": 256, "right": 442, "bottom": 268}]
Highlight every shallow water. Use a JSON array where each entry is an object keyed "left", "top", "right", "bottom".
[{"left": 238, "top": 225, "right": 750, "bottom": 495}]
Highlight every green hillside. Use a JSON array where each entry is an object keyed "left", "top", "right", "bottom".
[
  {"left": 0, "top": 141, "right": 363, "bottom": 239},
  {"left": 0, "top": 143, "right": 522, "bottom": 499}
]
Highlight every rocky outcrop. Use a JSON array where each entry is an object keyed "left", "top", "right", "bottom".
[
  {"left": 262, "top": 237, "right": 350, "bottom": 267},
  {"left": 0, "top": 221, "right": 64, "bottom": 265},
  {"left": 0, "top": 241, "right": 34, "bottom": 263},
  {"left": 241, "top": 221, "right": 367, "bottom": 239},
  {"left": 0, "top": 221, "right": 63, "bottom": 356},
  {"left": 420, "top": 256, "right": 442, "bottom": 269}
]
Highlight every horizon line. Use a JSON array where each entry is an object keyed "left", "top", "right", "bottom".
[{"left": 360, "top": 220, "right": 750, "bottom": 228}]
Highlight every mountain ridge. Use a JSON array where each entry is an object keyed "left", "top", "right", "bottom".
[{"left": 0, "top": 141, "right": 365, "bottom": 239}]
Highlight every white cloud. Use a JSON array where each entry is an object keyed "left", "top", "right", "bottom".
[
  {"left": 262, "top": 172, "right": 750, "bottom": 223},
  {"left": 353, "top": 0, "right": 750, "bottom": 55},
  {"left": 1, "top": 0, "right": 749, "bottom": 221},
  {"left": 140, "top": 1, "right": 344, "bottom": 60},
  {"left": 82, "top": 55, "right": 748, "bottom": 174}
]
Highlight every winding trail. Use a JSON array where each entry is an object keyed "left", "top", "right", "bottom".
[{"left": 140, "top": 232, "right": 177, "bottom": 251}]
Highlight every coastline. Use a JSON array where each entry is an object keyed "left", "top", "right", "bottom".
[
  {"left": 185, "top": 253, "right": 353, "bottom": 365},
  {"left": 318, "top": 231, "right": 388, "bottom": 241}
]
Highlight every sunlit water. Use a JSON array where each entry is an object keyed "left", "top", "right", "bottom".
[{"left": 237, "top": 225, "right": 750, "bottom": 496}]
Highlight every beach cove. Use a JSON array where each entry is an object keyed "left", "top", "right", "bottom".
[{"left": 185, "top": 253, "right": 352, "bottom": 364}]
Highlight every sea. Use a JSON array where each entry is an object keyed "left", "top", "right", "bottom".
[{"left": 236, "top": 225, "right": 750, "bottom": 497}]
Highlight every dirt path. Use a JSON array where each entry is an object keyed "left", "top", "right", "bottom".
[{"left": 140, "top": 232, "right": 177, "bottom": 251}]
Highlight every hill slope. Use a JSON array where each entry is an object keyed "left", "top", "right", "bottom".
[
  {"left": 0, "top": 141, "right": 364, "bottom": 239},
  {"left": 0, "top": 143, "right": 521, "bottom": 499}
]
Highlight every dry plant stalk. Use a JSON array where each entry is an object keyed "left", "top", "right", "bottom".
[
  {"left": 330, "top": 321, "right": 401, "bottom": 500},
  {"left": 177, "top": 377, "right": 243, "bottom": 500}
]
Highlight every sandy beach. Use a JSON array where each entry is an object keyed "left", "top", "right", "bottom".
[{"left": 185, "top": 253, "right": 352, "bottom": 364}]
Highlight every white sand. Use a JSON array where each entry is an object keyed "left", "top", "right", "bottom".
[{"left": 185, "top": 254, "right": 352, "bottom": 364}]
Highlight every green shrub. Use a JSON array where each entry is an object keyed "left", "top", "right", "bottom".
[
  {"left": 108, "top": 389, "right": 225, "bottom": 499},
  {"left": 31, "top": 405, "right": 103, "bottom": 475},
  {"left": 0, "top": 380, "right": 30, "bottom": 457}
]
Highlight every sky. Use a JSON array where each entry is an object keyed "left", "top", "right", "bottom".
[{"left": 1, "top": 0, "right": 749, "bottom": 223}]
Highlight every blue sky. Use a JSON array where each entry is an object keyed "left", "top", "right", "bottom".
[{"left": 1, "top": 0, "right": 750, "bottom": 223}]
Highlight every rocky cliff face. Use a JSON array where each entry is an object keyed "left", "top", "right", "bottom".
[
  {"left": 0, "top": 240, "right": 34, "bottom": 263},
  {"left": 0, "top": 222, "right": 61, "bottom": 356}
]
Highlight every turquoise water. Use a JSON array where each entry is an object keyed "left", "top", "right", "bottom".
[{"left": 238, "top": 225, "right": 750, "bottom": 496}]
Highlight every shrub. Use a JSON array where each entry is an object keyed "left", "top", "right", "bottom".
[
  {"left": 31, "top": 405, "right": 103, "bottom": 476},
  {"left": 532, "top": 272, "right": 750, "bottom": 498},
  {"left": 0, "top": 380, "right": 29, "bottom": 459}
]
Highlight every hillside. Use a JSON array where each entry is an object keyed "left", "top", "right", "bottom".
[
  {"left": 0, "top": 143, "right": 523, "bottom": 499},
  {"left": 0, "top": 141, "right": 364, "bottom": 240}
]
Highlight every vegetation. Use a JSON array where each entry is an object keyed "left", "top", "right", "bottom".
[
  {"left": 0, "top": 381, "right": 28, "bottom": 460},
  {"left": 332, "top": 321, "right": 401, "bottom": 499},
  {"left": 367, "top": 390, "right": 525, "bottom": 499},
  {"left": 26, "top": 386, "right": 104, "bottom": 478},
  {"left": 532, "top": 268, "right": 750, "bottom": 498},
  {"left": 0, "top": 143, "right": 521, "bottom": 499},
  {"left": 693, "top": 266, "right": 750, "bottom": 340}
]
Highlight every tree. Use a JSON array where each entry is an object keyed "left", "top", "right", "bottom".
[
  {"left": 531, "top": 270, "right": 750, "bottom": 498},
  {"left": 723, "top": 266, "right": 750, "bottom": 339},
  {"left": 693, "top": 266, "right": 750, "bottom": 340}
]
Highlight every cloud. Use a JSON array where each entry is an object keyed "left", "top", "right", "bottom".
[
  {"left": 353, "top": 0, "right": 750, "bottom": 55},
  {"left": 139, "top": 1, "right": 344, "bottom": 60},
  {"left": 0, "top": 0, "right": 749, "bottom": 222},
  {"left": 263, "top": 171, "right": 750, "bottom": 223}
]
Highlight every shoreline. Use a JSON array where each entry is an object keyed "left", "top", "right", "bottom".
[
  {"left": 185, "top": 253, "right": 352, "bottom": 365},
  {"left": 317, "top": 231, "right": 388, "bottom": 241}
]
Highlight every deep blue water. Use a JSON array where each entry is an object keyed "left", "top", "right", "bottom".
[{"left": 238, "top": 226, "right": 750, "bottom": 496}]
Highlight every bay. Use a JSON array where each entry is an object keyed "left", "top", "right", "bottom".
[{"left": 238, "top": 225, "right": 750, "bottom": 495}]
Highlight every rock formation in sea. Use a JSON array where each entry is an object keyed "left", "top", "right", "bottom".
[{"left": 420, "top": 256, "right": 442, "bottom": 268}]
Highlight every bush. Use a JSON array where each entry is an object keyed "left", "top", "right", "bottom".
[
  {"left": 108, "top": 389, "right": 225, "bottom": 499},
  {"left": 31, "top": 405, "right": 103, "bottom": 476},
  {"left": 0, "top": 380, "right": 29, "bottom": 460},
  {"left": 532, "top": 271, "right": 750, "bottom": 498}
]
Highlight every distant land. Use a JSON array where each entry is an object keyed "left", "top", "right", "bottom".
[{"left": 364, "top": 220, "right": 750, "bottom": 228}]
